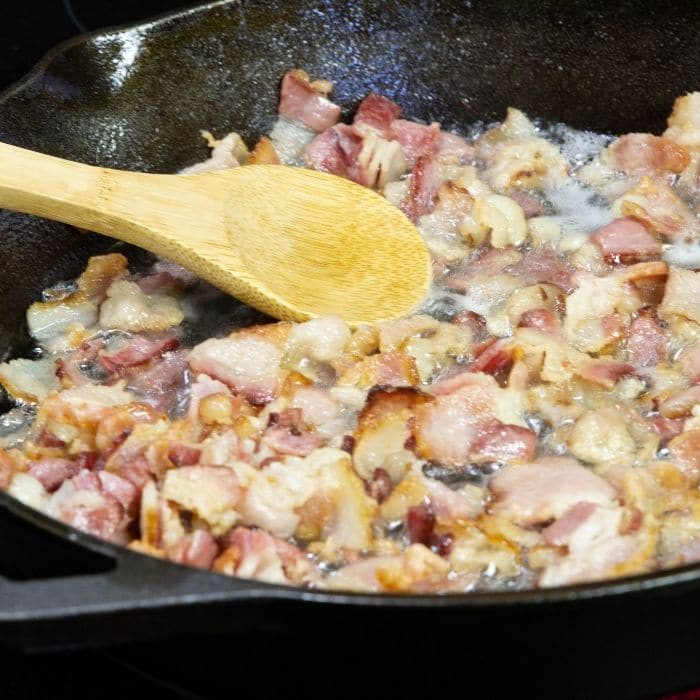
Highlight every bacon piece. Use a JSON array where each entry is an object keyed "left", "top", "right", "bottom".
[
  {"left": 47, "top": 471, "right": 126, "bottom": 541},
  {"left": 367, "top": 467, "right": 392, "bottom": 503},
  {"left": 469, "top": 338, "right": 514, "bottom": 375},
  {"left": 161, "top": 466, "right": 242, "bottom": 534},
  {"left": 339, "top": 350, "right": 419, "bottom": 389},
  {"left": 28, "top": 458, "right": 81, "bottom": 492},
  {"left": 99, "top": 335, "right": 180, "bottom": 373},
  {"left": 400, "top": 155, "right": 439, "bottom": 222},
  {"left": 579, "top": 359, "right": 635, "bottom": 389},
  {"left": 407, "top": 502, "right": 436, "bottom": 546},
  {"left": 506, "top": 189, "right": 544, "bottom": 218},
  {"left": 0, "top": 451, "right": 15, "bottom": 489},
  {"left": 262, "top": 425, "right": 324, "bottom": 457},
  {"left": 646, "top": 415, "right": 685, "bottom": 441},
  {"left": 168, "top": 443, "right": 202, "bottom": 466},
  {"left": 626, "top": 312, "right": 668, "bottom": 367},
  {"left": 248, "top": 136, "right": 280, "bottom": 165},
  {"left": 126, "top": 349, "right": 189, "bottom": 413},
  {"left": 97, "top": 471, "right": 138, "bottom": 514},
  {"left": 436, "top": 131, "right": 475, "bottom": 164},
  {"left": 659, "top": 385, "right": 700, "bottom": 418},
  {"left": 659, "top": 267, "right": 700, "bottom": 326},
  {"left": 489, "top": 457, "right": 617, "bottom": 526},
  {"left": 278, "top": 70, "right": 341, "bottom": 132},
  {"left": 590, "top": 218, "right": 661, "bottom": 264},
  {"left": 169, "top": 530, "right": 219, "bottom": 569},
  {"left": 542, "top": 501, "right": 598, "bottom": 546},
  {"left": 470, "top": 423, "right": 536, "bottom": 463},
  {"left": 305, "top": 126, "right": 350, "bottom": 176},
  {"left": 214, "top": 526, "right": 315, "bottom": 585},
  {"left": 353, "top": 93, "right": 401, "bottom": 137},
  {"left": 678, "top": 343, "right": 700, "bottom": 382},
  {"left": 507, "top": 247, "right": 575, "bottom": 293},
  {"left": 443, "top": 247, "right": 523, "bottom": 293},
  {"left": 188, "top": 334, "right": 282, "bottom": 404},
  {"left": 519, "top": 308, "right": 562, "bottom": 337},
  {"left": 605, "top": 133, "right": 690, "bottom": 176},
  {"left": 668, "top": 430, "right": 700, "bottom": 484},
  {"left": 390, "top": 119, "right": 440, "bottom": 166}
]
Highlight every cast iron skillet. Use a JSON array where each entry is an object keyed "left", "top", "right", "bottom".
[{"left": 1, "top": 1, "right": 699, "bottom": 696}]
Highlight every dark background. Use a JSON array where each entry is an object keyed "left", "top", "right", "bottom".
[
  {"left": 1, "top": 4, "right": 211, "bottom": 697},
  {"left": 0, "top": 1, "right": 200, "bottom": 90}
]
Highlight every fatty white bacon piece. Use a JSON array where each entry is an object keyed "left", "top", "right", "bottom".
[
  {"left": 325, "top": 544, "right": 450, "bottom": 593},
  {"left": 288, "top": 386, "right": 346, "bottom": 439},
  {"left": 27, "top": 254, "right": 128, "bottom": 343},
  {"left": 168, "top": 530, "right": 219, "bottom": 569},
  {"left": 285, "top": 315, "right": 351, "bottom": 363},
  {"left": 99, "top": 335, "right": 179, "bottom": 373},
  {"left": 238, "top": 447, "right": 375, "bottom": 550},
  {"left": 179, "top": 131, "right": 249, "bottom": 174},
  {"left": 539, "top": 502, "right": 651, "bottom": 587},
  {"left": 663, "top": 92, "right": 700, "bottom": 152},
  {"left": 489, "top": 457, "right": 617, "bottom": 527},
  {"left": 0, "top": 357, "right": 59, "bottom": 402},
  {"left": 564, "top": 265, "right": 659, "bottom": 353},
  {"left": 353, "top": 387, "right": 428, "bottom": 482},
  {"left": 99, "top": 281, "right": 184, "bottom": 334},
  {"left": 278, "top": 69, "right": 341, "bottom": 132},
  {"left": 568, "top": 408, "right": 639, "bottom": 464},
  {"left": 189, "top": 328, "right": 286, "bottom": 405},
  {"left": 659, "top": 266, "right": 700, "bottom": 327},
  {"left": 187, "top": 373, "right": 233, "bottom": 420},
  {"left": 161, "top": 465, "right": 242, "bottom": 535}
]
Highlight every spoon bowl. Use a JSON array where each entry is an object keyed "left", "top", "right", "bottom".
[{"left": 0, "top": 143, "right": 431, "bottom": 325}]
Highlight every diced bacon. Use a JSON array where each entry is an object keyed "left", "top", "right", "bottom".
[
  {"left": 188, "top": 373, "right": 232, "bottom": 420},
  {"left": 169, "top": 530, "right": 219, "bottom": 569},
  {"left": 28, "top": 458, "right": 80, "bottom": 492},
  {"left": 99, "top": 335, "right": 180, "bottom": 372},
  {"left": 305, "top": 127, "right": 349, "bottom": 176},
  {"left": 0, "top": 451, "right": 15, "bottom": 490},
  {"left": 659, "top": 267, "right": 700, "bottom": 326},
  {"left": 591, "top": 218, "right": 661, "bottom": 264},
  {"left": 353, "top": 93, "right": 401, "bottom": 137},
  {"left": 507, "top": 247, "right": 575, "bottom": 293},
  {"left": 646, "top": 415, "right": 685, "bottom": 441},
  {"left": 188, "top": 334, "right": 282, "bottom": 404},
  {"left": 99, "top": 281, "right": 183, "bottom": 334},
  {"left": 506, "top": 189, "right": 544, "bottom": 218},
  {"left": 278, "top": 70, "right": 341, "bottom": 132},
  {"left": 626, "top": 312, "right": 668, "bottom": 366},
  {"left": 436, "top": 131, "right": 475, "bottom": 164},
  {"left": 248, "top": 136, "right": 280, "bottom": 165},
  {"left": 605, "top": 133, "right": 690, "bottom": 176},
  {"left": 214, "top": 526, "right": 315, "bottom": 585},
  {"left": 47, "top": 473, "right": 125, "bottom": 541},
  {"left": 161, "top": 466, "right": 242, "bottom": 534},
  {"left": 262, "top": 425, "right": 324, "bottom": 457},
  {"left": 289, "top": 387, "right": 340, "bottom": 428},
  {"left": 400, "top": 155, "right": 439, "bottom": 222},
  {"left": 97, "top": 471, "right": 138, "bottom": 514},
  {"left": 470, "top": 423, "right": 537, "bottom": 463},
  {"left": 659, "top": 385, "right": 700, "bottom": 418},
  {"left": 168, "top": 443, "right": 202, "bottom": 466},
  {"left": 542, "top": 501, "right": 598, "bottom": 546},
  {"left": 668, "top": 430, "right": 700, "bottom": 483},
  {"left": 578, "top": 359, "right": 635, "bottom": 388},
  {"left": 678, "top": 343, "right": 700, "bottom": 382},
  {"left": 126, "top": 349, "right": 189, "bottom": 413},
  {"left": 469, "top": 338, "right": 514, "bottom": 375},
  {"left": 390, "top": 119, "right": 440, "bottom": 166},
  {"left": 452, "top": 310, "right": 488, "bottom": 340},
  {"left": 519, "top": 308, "right": 562, "bottom": 337},
  {"left": 489, "top": 457, "right": 617, "bottom": 526},
  {"left": 407, "top": 502, "right": 436, "bottom": 546}
]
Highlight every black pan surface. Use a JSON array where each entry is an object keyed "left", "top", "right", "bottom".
[{"left": 1, "top": 1, "right": 700, "bottom": 696}]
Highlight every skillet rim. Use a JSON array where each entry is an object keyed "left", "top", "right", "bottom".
[{"left": 0, "top": 0, "right": 699, "bottom": 608}]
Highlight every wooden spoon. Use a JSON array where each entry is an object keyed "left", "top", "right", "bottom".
[{"left": 0, "top": 142, "right": 431, "bottom": 325}]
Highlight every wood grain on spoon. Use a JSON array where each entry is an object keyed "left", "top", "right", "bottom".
[{"left": 0, "top": 142, "right": 431, "bottom": 325}]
